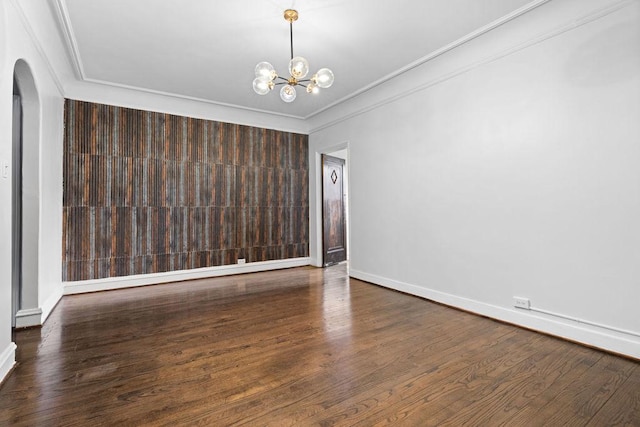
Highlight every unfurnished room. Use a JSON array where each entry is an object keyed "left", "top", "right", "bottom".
[{"left": 0, "top": 0, "right": 639, "bottom": 425}]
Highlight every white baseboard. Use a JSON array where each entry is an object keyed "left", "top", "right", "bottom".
[
  {"left": 0, "top": 342, "right": 17, "bottom": 385},
  {"left": 15, "top": 308, "right": 43, "bottom": 328},
  {"left": 63, "top": 257, "right": 311, "bottom": 295},
  {"left": 11, "top": 288, "right": 63, "bottom": 329},
  {"left": 41, "top": 286, "right": 64, "bottom": 324},
  {"left": 350, "top": 269, "right": 640, "bottom": 360}
]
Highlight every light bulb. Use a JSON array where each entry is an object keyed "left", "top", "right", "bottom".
[
  {"left": 280, "top": 84, "right": 297, "bottom": 102},
  {"left": 306, "top": 83, "right": 319, "bottom": 94},
  {"left": 255, "top": 62, "right": 276, "bottom": 80},
  {"left": 289, "top": 56, "right": 309, "bottom": 79},
  {"left": 312, "top": 68, "right": 334, "bottom": 88},
  {"left": 253, "top": 77, "right": 272, "bottom": 95}
]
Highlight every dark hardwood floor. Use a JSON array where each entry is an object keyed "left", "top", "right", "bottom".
[{"left": 1, "top": 265, "right": 638, "bottom": 426}]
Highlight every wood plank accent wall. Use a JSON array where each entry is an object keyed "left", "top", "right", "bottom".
[{"left": 62, "top": 99, "right": 309, "bottom": 281}]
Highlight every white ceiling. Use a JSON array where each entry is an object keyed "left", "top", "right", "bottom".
[{"left": 53, "top": 0, "right": 537, "bottom": 119}]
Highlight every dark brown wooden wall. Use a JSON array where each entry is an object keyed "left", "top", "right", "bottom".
[{"left": 62, "top": 99, "right": 309, "bottom": 281}]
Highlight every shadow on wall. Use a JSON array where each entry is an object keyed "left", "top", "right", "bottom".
[{"left": 12, "top": 59, "right": 41, "bottom": 328}]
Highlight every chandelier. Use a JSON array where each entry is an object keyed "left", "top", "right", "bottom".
[{"left": 252, "top": 9, "right": 334, "bottom": 103}]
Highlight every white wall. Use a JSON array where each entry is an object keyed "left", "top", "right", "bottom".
[
  {"left": 0, "top": 0, "right": 65, "bottom": 383},
  {"left": 309, "top": 0, "right": 640, "bottom": 358},
  {"left": 0, "top": 0, "right": 16, "bottom": 384}
]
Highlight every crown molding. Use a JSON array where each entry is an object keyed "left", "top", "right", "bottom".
[
  {"left": 42, "top": 0, "right": 635, "bottom": 125},
  {"left": 308, "top": 0, "right": 635, "bottom": 133},
  {"left": 51, "top": 0, "right": 310, "bottom": 122},
  {"left": 8, "top": 0, "right": 65, "bottom": 95},
  {"left": 51, "top": 0, "right": 84, "bottom": 79},
  {"left": 304, "top": 0, "right": 552, "bottom": 120},
  {"left": 49, "top": 0, "right": 560, "bottom": 122},
  {"left": 52, "top": 0, "right": 310, "bottom": 122},
  {"left": 79, "top": 76, "right": 311, "bottom": 121}
]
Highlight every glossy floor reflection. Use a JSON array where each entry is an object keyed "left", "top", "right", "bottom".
[{"left": 1, "top": 264, "right": 639, "bottom": 425}]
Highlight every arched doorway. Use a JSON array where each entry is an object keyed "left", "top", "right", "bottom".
[
  {"left": 12, "top": 60, "right": 41, "bottom": 328},
  {"left": 11, "top": 78, "right": 22, "bottom": 327}
]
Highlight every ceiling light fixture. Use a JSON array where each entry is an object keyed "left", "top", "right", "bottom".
[{"left": 252, "top": 9, "right": 334, "bottom": 103}]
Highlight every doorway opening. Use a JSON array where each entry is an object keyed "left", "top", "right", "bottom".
[
  {"left": 321, "top": 148, "right": 349, "bottom": 267},
  {"left": 11, "top": 80, "right": 22, "bottom": 328},
  {"left": 12, "top": 59, "right": 41, "bottom": 328}
]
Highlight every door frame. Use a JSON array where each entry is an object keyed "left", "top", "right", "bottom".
[
  {"left": 310, "top": 141, "right": 350, "bottom": 267},
  {"left": 321, "top": 153, "right": 347, "bottom": 266},
  {"left": 11, "top": 92, "right": 22, "bottom": 328},
  {"left": 12, "top": 59, "right": 42, "bottom": 328}
]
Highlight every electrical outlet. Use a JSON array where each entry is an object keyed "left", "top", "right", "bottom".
[
  {"left": 237, "top": 258, "right": 246, "bottom": 264},
  {"left": 513, "top": 297, "right": 530, "bottom": 310}
]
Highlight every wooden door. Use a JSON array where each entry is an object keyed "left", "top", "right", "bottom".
[{"left": 322, "top": 154, "right": 347, "bottom": 266}]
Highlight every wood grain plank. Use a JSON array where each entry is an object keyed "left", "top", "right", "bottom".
[
  {"left": 1, "top": 265, "right": 638, "bottom": 426},
  {"left": 587, "top": 364, "right": 640, "bottom": 426}
]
